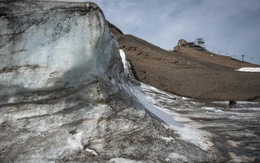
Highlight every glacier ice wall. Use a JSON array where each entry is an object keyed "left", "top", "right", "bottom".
[
  {"left": 0, "top": 1, "right": 121, "bottom": 91},
  {"left": 0, "top": 1, "right": 220, "bottom": 162}
]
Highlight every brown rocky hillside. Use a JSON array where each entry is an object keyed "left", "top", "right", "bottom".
[{"left": 109, "top": 24, "right": 260, "bottom": 102}]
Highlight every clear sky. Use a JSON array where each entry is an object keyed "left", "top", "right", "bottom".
[{"left": 88, "top": 0, "right": 260, "bottom": 65}]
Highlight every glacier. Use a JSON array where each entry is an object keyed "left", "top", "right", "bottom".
[
  {"left": 0, "top": 1, "right": 260, "bottom": 162},
  {"left": 0, "top": 1, "right": 117, "bottom": 90}
]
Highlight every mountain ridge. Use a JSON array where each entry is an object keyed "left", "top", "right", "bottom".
[{"left": 109, "top": 23, "right": 260, "bottom": 102}]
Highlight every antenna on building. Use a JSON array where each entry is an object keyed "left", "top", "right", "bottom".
[
  {"left": 195, "top": 38, "right": 205, "bottom": 48},
  {"left": 242, "top": 54, "right": 245, "bottom": 62}
]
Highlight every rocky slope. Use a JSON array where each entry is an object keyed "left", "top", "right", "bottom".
[{"left": 111, "top": 26, "right": 260, "bottom": 102}]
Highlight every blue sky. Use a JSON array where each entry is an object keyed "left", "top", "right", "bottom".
[{"left": 89, "top": 0, "right": 260, "bottom": 65}]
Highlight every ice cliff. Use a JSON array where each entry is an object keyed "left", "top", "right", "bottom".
[
  {"left": 0, "top": 1, "right": 215, "bottom": 162},
  {"left": 3, "top": 1, "right": 259, "bottom": 162},
  {"left": 0, "top": 1, "right": 120, "bottom": 91}
]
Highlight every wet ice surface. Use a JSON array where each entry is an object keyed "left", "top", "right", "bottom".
[
  {"left": 0, "top": 81, "right": 217, "bottom": 162},
  {"left": 1, "top": 80, "right": 259, "bottom": 162},
  {"left": 140, "top": 83, "right": 260, "bottom": 162},
  {"left": 127, "top": 82, "right": 211, "bottom": 151}
]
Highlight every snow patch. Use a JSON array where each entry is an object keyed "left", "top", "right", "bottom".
[
  {"left": 119, "top": 49, "right": 127, "bottom": 68},
  {"left": 236, "top": 67, "right": 260, "bottom": 72},
  {"left": 109, "top": 157, "right": 144, "bottom": 163},
  {"left": 215, "top": 109, "right": 224, "bottom": 113},
  {"left": 161, "top": 136, "right": 175, "bottom": 143},
  {"left": 85, "top": 148, "right": 98, "bottom": 156},
  {"left": 202, "top": 107, "right": 215, "bottom": 111},
  {"left": 181, "top": 97, "right": 189, "bottom": 100},
  {"left": 67, "top": 132, "right": 83, "bottom": 150},
  {"left": 119, "top": 49, "right": 134, "bottom": 78},
  {"left": 166, "top": 152, "right": 189, "bottom": 162}
]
